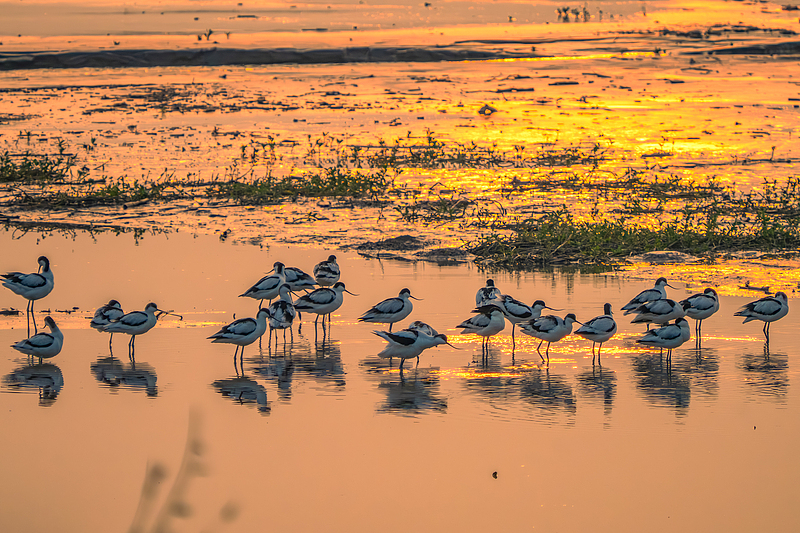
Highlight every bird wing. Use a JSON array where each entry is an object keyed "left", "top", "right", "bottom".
[
  {"left": 118, "top": 311, "right": 149, "bottom": 327},
  {"left": 375, "top": 329, "right": 418, "bottom": 345},
  {"left": 577, "top": 316, "right": 616, "bottom": 335},
  {"left": 622, "top": 288, "right": 660, "bottom": 309},
  {"left": 366, "top": 297, "right": 404, "bottom": 315},
  {"left": 643, "top": 324, "right": 682, "bottom": 342},
  {"left": 222, "top": 317, "right": 257, "bottom": 336},
  {"left": 502, "top": 297, "right": 531, "bottom": 319},
  {"left": 639, "top": 299, "right": 675, "bottom": 314},
  {"left": 457, "top": 313, "right": 490, "bottom": 330},
  {"left": 530, "top": 315, "right": 558, "bottom": 333},
  {"left": 750, "top": 297, "right": 782, "bottom": 317},
  {"left": 3, "top": 272, "right": 47, "bottom": 288},
  {"left": 20, "top": 333, "right": 55, "bottom": 348},
  {"left": 295, "top": 288, "right": 334, "bottom": 308}
]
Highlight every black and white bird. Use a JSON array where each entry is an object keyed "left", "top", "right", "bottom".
[
  {"left": 622, "top": 277, "right": 674, "bottom": 315},
  {"left": 103, "top": 302, "right": 176, "bottom": 356},
  {"left": 734, "top": 291, "right": 788, "bottom": 343},
  {"left": 209, "top": 308, "right": 269, "bottom": 361},
  {"left": 90, "top": 299, "right": 125, "bottom": 351},
  {"left": 680, "top": 288, "right": 719, "bottom": 336},
  {"left": 457, "top": 304, "right": 506, "bottom": 349},
  {"left": 629, "top": 298, "right": 685, "bottom": 327},
  {"left": 313, "top": 255, "right": 340, "bottom": 287},
  {"left": 636, "top": 317, "right": 691, "bottom": 360},
  {"left": 519, "top": 313, "right": 577, "bottom": 362},
  {"left": 407, "top": 320, "right": 438, "bottom": 337},
  {"left": 11, "top": 316, "right": 63, "bottom": 361},
  {"left": 2, "top": 256, "right": 54, "bottom": 334},
  {"left": 500, "top": 296, "right": 553, "bottom": 343},
  {"left": 284, "top": 266, "right": 317, "bottom": 292},
  {"left": 294, "top": 282, "right": 356, "bottom": 326},
  {"left": 358, "top": 288, "right": 419, "bottom": 332},
  {"left": 267, "top": 284, "right": 297, "bottom": 345},
  {"left": 374, "top": 328, "right": 455, "bottom": 370},
  {"left": 574, "top": 303, "right": 617, "bottom": 365},
  {"left": 240, "top": 261, "right": 286, "bottom": 306},
  {"left": 475, "top": 279, "right": 502, "bottom": 306}
]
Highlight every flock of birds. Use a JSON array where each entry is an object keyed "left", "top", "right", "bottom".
[{"left": 1, "top": 257, "right": 792, "bottom": 371}]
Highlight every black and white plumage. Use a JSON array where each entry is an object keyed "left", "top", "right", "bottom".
[
  {"left": 519, "top": 313, "right": 577, "bottom": 362},
  {"left": 103, "top": 302, "right": 164, "bottom": 356},
  {"left": 637, "top": 317, "right": 691, "bottom": 359},
  {"left": 734, "top": 291, "right": 788, "bottom": 342},
  {"left": 358, "top": 288, "right": 418, "bottom": 332},
  {"left": 680, "top": 288, "right": 719, "bottom": 336},
  {"left": 476, "top": 279, "right": 502, "bottom": 306},
  {"left": 630, "top": 298, "right": 685, "bottom": 327},
  {"left": 90, "top": 299, "right": 125, "bottom": 351},
  {"left": 407, "top": 320, "right": 438, "bottom": 337},
  {"left": 209, "top": 308, "right": 269, "bottom": 360},
  {"left": 240, "top": 261, "right": 286, "bottom": 305},
  {"left": 313, "top": 255, "right": 340, "bottom": 287},
  {"left": 267, "top": 284, "right": 297, "bottom": 344},
  {"left": 11, "top": 316, "right": 63, "bottom": 360},
  {"left": 575, "top": 303, "right": 617, "bottom": 365},
  {"left": 374, "top": 329, "right": 454, "bottom": 370},
  {"left": 294, "top": 282, "right": 355, "bottom": 325},
  {"left": 622, "top": 277, "right": 673, "bottom": 315},
  {"left": 2, "top": 256, "right": 54, "bottom": 333},
  {"left": 457, "top": 304, "right": 506, "bottom": 349},
  {"left": 284, "top": 266, "right": 317, "bottom": 292},
  {"left": 500, "top": 297, "right": 552, "bottom": 344}
]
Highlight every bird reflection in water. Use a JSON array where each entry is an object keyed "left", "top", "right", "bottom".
[
  {"left": 3, "top": 362, "right": 63, "bottom": 406},
  {"left": 576, "top": 366, "right": 617, "bottom": 417},
  {"left": 252, "top": 336, "right": 345, "bottom": 402},
  {"left": 211, "top": 376, "right": 270, "bottom": 414},
  {"left": 518, "top": 368, "right": 577, "bottom": 423},
  {"left": 90, "top": 356, "right": 158, "bottom": 396},
  {"left": 738, "top": 345, "right": 788, "bottom": 402},
  {"left": 630, "top": 353, "right": 691, "bottom": 414}
]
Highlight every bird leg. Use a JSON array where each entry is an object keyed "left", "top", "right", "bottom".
[{"left": 389, "top": 323, "right": 393, "bottom": 332}]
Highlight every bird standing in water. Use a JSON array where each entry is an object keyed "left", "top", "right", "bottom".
[
  {"left": 90, "top": 299, "right": 125, "bottom": 351},
  {"left": 2, "top": 256, "right": 54, "bottom": 335},
  {"left": 12, "top": 316, "right": 63, "bottom": 363},
  {"left": 359, "top": 288, "right": 419, "bottom": 332},
  {"left": 575, "top": 303, "right": 617, "bottom": 365},
  {"left": 734, "top": 292, "right": 788, "bottom": 343}
]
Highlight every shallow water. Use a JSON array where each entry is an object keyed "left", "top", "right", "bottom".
[{"left": 1, "top": 229, "right": 798, "bottom": 532}]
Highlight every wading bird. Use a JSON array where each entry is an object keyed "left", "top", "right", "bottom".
[
  {"left": 475, "top": 279, "right": 502, "bottom": 306},
  {"left": 313, "top": 255, "right": 340, "bottom": 287},
  {"left": 734, "top": 292, "right": 788, "bottom": 343},
  {"left": 90, "top": 299, "right": 125, "bottom": 351},
  {"left": 629, "top": 298, "right": 685, "bottom": 328},
  {"left": 267, "top": 284, "right": 297, "bottom": 346},
  {"left": 240, "top": 261, "right": 286, "bottom": 306},
  {"left": 520, "top": 313, "right": 577, "bottom": 363},
  {"left": 209, "top": 308, "right": 269, "bottom": 364},
  {"left": 374, "top": 328, "right": 455, "bottom": 370},
  {"left": 622, "top": 277, "right": 674, "bottom": 315},
  {"left": 11, "top": 316, "right": 63, "bottom": 363},
  {"left": 294, "top": 282, "right": 356, "bottom": 328},
  {"left": 574, "top": 303, "right": 617, "bottom": 365},
  {"left": 457, "top": 304, "right": 506, "bottom": 351},
  {"left": 680, "top": 288, "right": 719, "bottom": 337},
  {"left": 103, "top": 302, "right": 179, "bottom": 357},
  {"left": 636, "top": 317, "right": 691, "bottom": 360},
  {"left": 359, "top": 288, "right": 419, "bottom": 332},
  {"left": 2, "top": 256, "right": 54, "bottom": 334}
]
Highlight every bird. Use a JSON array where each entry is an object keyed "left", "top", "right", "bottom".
[
  {"left": 294, "top": 282, "right": 356, "bottom": 327},
  {"left": 622, "top": 277, "right": 674, "bottom": 315},
  {"left": 500, "top": 296, "right": 553, "bottom": 344},
  {"left": 636, "top": 317, "right": 691, "bottom": 360},
  {"left": 734, "top": 292, "right": 788, "bottom": 343},
  {"left": 240, "top": 261, "right": 286, "bottom": 306},
  {"left": 457, "top": 304, "right": 506, "bottom": 350},
  {"left": 629, "top": 298, "right": 685, "bottom": 327},
  {"left": 374, "top": 328, "right": 455, "bottom": 370},
  {"left": 407, "top": 320, "right": 438, "bottom": 336},
  {"left": 680, "top": 288, "right": 719, "bottom": 336},
  {"left": 358, "top": 288, "right": 419, "bottom": 332},
  {"left": 519, "top": 313, "right": 577, "bottom": 362},
  {"left": 90, "top": 299, "right": 125, "bottom": 351},
  {"left": 313, "top": 255, "right": 340, "bottom": 287},
  {"left": 2, "top": 255, "right": 54, "bottom": 334},
  {"left": 103, "top": 302, "right": 176, "bottom": 357},
  {"left": 284, "top": 266, "right": 316, "bottom": 292},
  {"left": 574, "top": 303, "right": 617, "bottom": 365},
  {"left": 475, "top": 279, "right": 502, "bottom": 306},
  {"left": 11, "top": 316, "right": 63, "bottom": 362},
  {"left": 267, "top": 284, "right": 296, "bottom": 345},
  {"left": 209, "top": 308, "right": 269, "bottom": 362}
]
